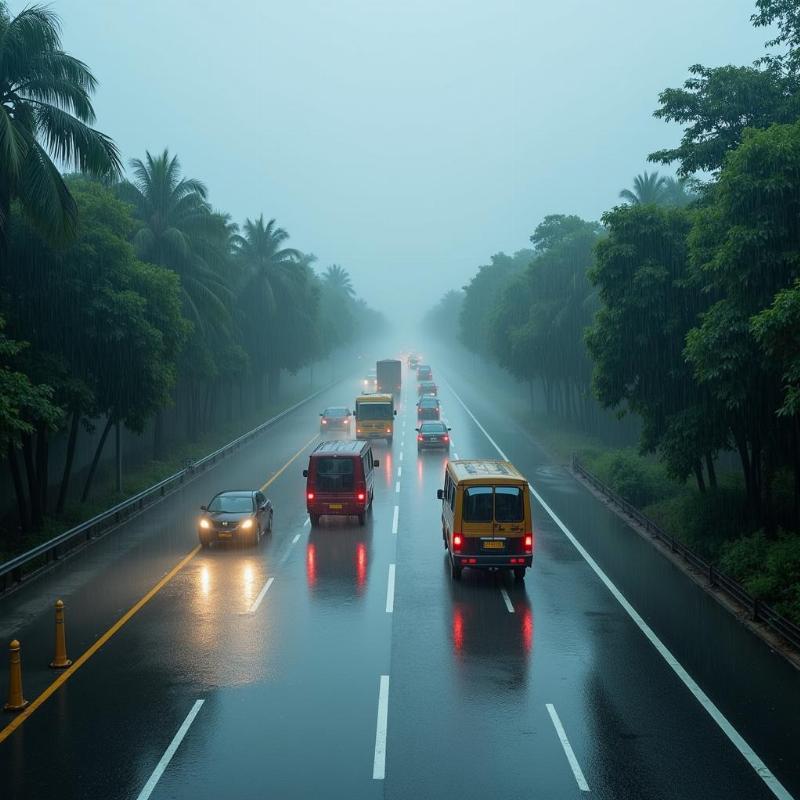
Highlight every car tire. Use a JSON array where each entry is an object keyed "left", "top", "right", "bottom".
[
  {"left": 514, "top": 567, "right": 526, "bottom": 582},
  {"left": 310, "top": 513, "right": 320, "bottom": 528},
  {"left": 199, "top": 535, "right": 211, "bottom": 549},
  {"left": 451, "top": 559, "right": 462, "bottom": 581}
]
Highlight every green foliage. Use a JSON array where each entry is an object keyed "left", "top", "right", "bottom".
[
  {"left": 0, "top": 2, "right": 120, "bottom": 246},
  {"left": 588, "top": 449, "right": 671, "bottom": 507}
]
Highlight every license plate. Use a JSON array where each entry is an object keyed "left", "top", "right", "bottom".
[
  {"left": 482, "top": 540, "right": 504, "bottom": 550},
  {"left": 329, "top": 503, "right": 343, "bottom": 510},
  {"left": 218, "top": 532, "right": 232, "bottom": 538}
]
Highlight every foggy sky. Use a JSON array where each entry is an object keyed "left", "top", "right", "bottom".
[{"left": 46, "top": 0, "right": 767, "bottom": 319}]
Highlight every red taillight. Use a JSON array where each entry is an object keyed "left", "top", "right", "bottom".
[
  {"left": 453, "top": 533, "right": 462, "bottom": 552},
  {"left": 443, "top": 435, "right": 449, "bottom": 441},
  {"left": 357, "top": 492, "right": 365, "bottom": 501},
  {"left": 524, "top": 533, "right": 533, "bottom": 553},
  {"left": 321, "top": 419, "right": 327, "bottom": 424},
  {"left": 344, "top": 418, "right": 349, "bottom": 424},
  {"left": 307, "top": 492, "right": 315, "bottom": 501},
  {"left": 417, "top": 435, "right": 423, "bottom": 441}
]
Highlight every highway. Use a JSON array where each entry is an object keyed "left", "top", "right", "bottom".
[{"left": 1, "top": 352, "right": 799, "bottom": 800}]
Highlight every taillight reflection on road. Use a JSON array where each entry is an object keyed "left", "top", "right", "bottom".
[
  {"left": 452, "top": 606, "right": 464, "bottom": 654},
  {"left": 356, "top": 542, "right": 366, "bottom": 590},
  {"left": 522, "top": 607, "right": 533, "bottom": 653},
  {"left": 306, "top": 543, "right": 317, "bottom": 587}
]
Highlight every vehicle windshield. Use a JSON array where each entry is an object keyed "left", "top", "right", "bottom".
[
  {"left": 208, "top": 494, "right": 253, "bottom": 513},
  {"left": 463, "top": 486, "right": 493, "bottom": 522},
  {"left": 419, "top": 398, "right": 438, "bottom": 408},
  {"left": 357, "top": 403, "right": 393, "bottom": 420},
  {"left": 323, "top": 407, "right": 349, "bottom": 417},
  {"left": 314, "top": 457, "right": 355, "bottom": 491}
]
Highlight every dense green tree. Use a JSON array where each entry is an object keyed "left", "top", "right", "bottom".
[
  {"left": 322, "top": 264, "right": 355, "bottom": 299},
  {"left": 0, "top": 3, "right": 120, "bottom": 249}
]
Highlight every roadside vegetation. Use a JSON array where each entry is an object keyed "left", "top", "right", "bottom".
[
  {"left": 424, "top": 1, "right": 800, "bottom": 624},
  {"left": 0, "top": 4, "right": 381, "bottom": 554}
]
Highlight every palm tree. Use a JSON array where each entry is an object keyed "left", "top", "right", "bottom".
[
  {"left": 0, "top": 3, "right": 120, "bottom": 249},
  {"left": 117, "top": 149, "right": 231, "bottom": 329},
  {"left": 322, "top": 264, "right": 355, "bottom": 298},
  {"left": 619, "top": 171, "right": 667, "bottom": 205},
  {"left": 661, "top": 176, "right": 697, "bottom": 207}
]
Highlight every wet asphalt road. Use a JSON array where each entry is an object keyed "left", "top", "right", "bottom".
[{"left": 1, "top": 356, "right": 799, "bottom": 800}]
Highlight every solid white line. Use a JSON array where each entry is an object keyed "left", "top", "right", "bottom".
[
  {"left": 397, "top": 466, "right": 402, "bottom": 479},
  {"left": 386, "top": 564, "right": 396, "bottom": 613},
  {"left": 446, "top": 380, "right": 795, "bottom": 800},
  {"left": 546, "top": 704, "right": 590, "bottom": 792},
  {"left": 372, "top": 675, "right": 390, "bottom": 779},
  {"left": 136, "top": 699, "right": 204, "bottom": 800},
  {"left": 247, "top": 576, "right": 274, "bottom": 614},
  {"left": 500, "top": 587, "right": 514, "bottom": 613},
  {"left": 292, "top": 533, "right": 301, "bottom": 544},
  {"left": 392, "top": 505, "right": 399, "bottom": 534},
  {"left": 304, "top": 517, "right": 311, "bottom": 527},
  {"left": 395, "top": 481, "right": 400, "bottom": 493}
]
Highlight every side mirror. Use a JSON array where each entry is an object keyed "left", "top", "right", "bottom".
[
  {"left": 200, "top": 505, "right": 207, "bottom": 511},
  {"left": 302, "top": 469, "right": 308, "bottom": 478},
  {"left": 373, "top": 459, "right": 380, "bottom": 467},
  {"left": 319, "top": 412, "right": 323, "bottom": 416},
  {"left": 393, "top": 409, "right": 397, "bottom": 416},
  {"left": 436, "top": 489, "right": 444, "bottom": 500},
  {"left": 415, "top": 428, "right": 419, "bottom": 432},
  {"left": 448, "top": 427, "right": 452, "bottom": 431}
]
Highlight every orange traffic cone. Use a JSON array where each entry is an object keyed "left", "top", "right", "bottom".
[
  {"left": 50, "top": 600, "right": 72, "bottom": 669},
  {"left": 4, "top": 640, "right": 29, "bottom": 712}
]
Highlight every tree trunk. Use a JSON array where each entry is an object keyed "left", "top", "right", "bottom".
[
  {"left": 81, "top": 417, "right": 113, "bottom": 503},
  {"left": 57, "top": 411, "right": 80, "bottom": 514},
  {"left": 21, "top": 433, "right": 42, "bottom": 529},
  {"left": 705, "top": 453, "right": 717, "bottom": 490},
  {"left": 7, "top": 445, "right": 30, "bottom": 535},
  {"left": 693, "top": 461, "right": 706, "bottom": 494},
  {"left": 36, "top": 424, "right": 48, "bottom": 514}
]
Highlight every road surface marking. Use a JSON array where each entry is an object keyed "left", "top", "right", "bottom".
[
  {"left": 0, "top": 436, "right": 320, "bottom": 745},
  {"left": 260, "top": 432, "right": 319, "bottom": 491},
  {"left": 292, "top": 533, "right": 301, "bottom": 544},
  {"left": 372, "top": 675, "right": 390, "bottom": 779},
  {"left": 399, "top": 451, "right": 404, "bottom": 462},
  {"left": 546, "top": 704, "right": 590, "bottom": 792},
  {"left": 136, "top": 699, "right": 205, "bottom": 800},
  {"left": 392, "top": 505, "right": 399, "bottom": 534},
  {"left": 447, "top": 380, "right": 796, "bottom": 800},
  {"left": 397, "top": 466, "right": 402, "bottom": 479},
  {"left": 500, "top": 587, "right": 514, "bottom": 613},
  {"left": 304, "top": 517, "right": 311, "bottom": 527},
  {"left": 247, "top": 577, "right": 274, "bottom": 614},
  {"left": 395, "top": 481, "right": 400, "bottom": 493},
  {"left": 0, "top": 544, "right": 200, "bottom": 745},
  {"left": 386, "top": 564, "right": 396, "bottom": 613},
  {"left": 453, "top": 451, "right": 460, "bottom": 459}
]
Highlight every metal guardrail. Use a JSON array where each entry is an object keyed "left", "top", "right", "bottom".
[
  {"left": 0, "top": 383, "right": 339, "bottom": 593},
  {"left": 571, "top": 455, "right": 800, "bottom": 652}
]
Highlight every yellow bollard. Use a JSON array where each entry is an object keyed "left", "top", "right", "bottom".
[
  {"left": 50, "top": 599, "right": 72, "bottom": 669},
  {"left": 4, "top": 640, "right": 29, "bottom": 712}
]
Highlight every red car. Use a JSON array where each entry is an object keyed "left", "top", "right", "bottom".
[{"left": 303, "top": 440, "right": 379, "bottom": 527}]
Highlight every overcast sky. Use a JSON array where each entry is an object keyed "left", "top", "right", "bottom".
[{"left": 41, "top": 0, "right": 768, "bottom": 318}]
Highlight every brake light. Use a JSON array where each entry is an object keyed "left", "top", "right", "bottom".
[
  {"left": 386, "top": 428, "right": 391, "bottom": 433},
  {"left": 453, "top": 533, "right": 462, "bottom": 552},
  {"left": 443, "top": 435, "right": 449, "bottom": 441},
  {"left": 357, "top": 492, "right": 365, "bottom": 501},
  {"left": 417, "top": 435, "right": 423, "bottom": 441},
  {"left": 307, "top": 492, "right": 315, "bottom": 501},
  {"left": 524, "top": 533, "right": 533, "bottom": 553}
]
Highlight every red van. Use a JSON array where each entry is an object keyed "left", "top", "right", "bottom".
[{"left": 303, "top": 440, "right": 379, "bottom": 527}]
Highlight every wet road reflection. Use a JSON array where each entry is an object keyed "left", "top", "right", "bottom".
[{"left": 306, "top": 522, "right": 373, "bottom": 599}]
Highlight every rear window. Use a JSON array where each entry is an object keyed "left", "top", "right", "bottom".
[
  {"left": 357, "top": 403, "right": 392, "bottom": 420},
  {"left": 419, "top": 398, "right": 438, "bottom": 407},
  {"left": 420, "top": 422, "right": 446, "bottom": 432},
  {"left": 314, "top": 457, "right": 356, "bottom": 491},
  {"left": 463, "top": 486, "right": 493, "bottom": 522},
  {"left": 495, "top": 487, "right": 524, "bottom": 522}
]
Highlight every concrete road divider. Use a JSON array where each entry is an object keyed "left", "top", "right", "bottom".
[
  {"left": 3, "top": 640, "right": 28, "bottom": 712},
  {"left": 50, "top": 600, "right": 72, "bottom": 669}
]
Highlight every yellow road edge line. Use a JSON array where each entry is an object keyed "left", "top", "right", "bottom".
[
  {"left": 260, "top": 433, "right": 319, "bottom": 492},
  {"left": 0, "top": 430, "right": 320, "bottom": 745},
  {"left": 0, "top": 544, "right": 201, "bottom": 744}
]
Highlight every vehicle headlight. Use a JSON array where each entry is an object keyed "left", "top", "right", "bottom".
[
  {"left": 199, "top": 518, "right": 210, "bottom": 529},
  {"left": 240, "top": 518, "right": 253, "bottom": 530}
]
